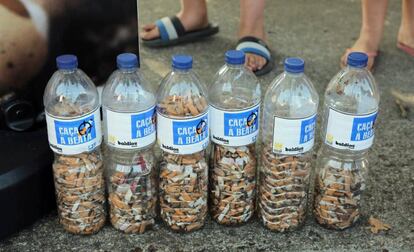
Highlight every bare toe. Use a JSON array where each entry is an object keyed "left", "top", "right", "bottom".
[
  {"left": 246, "top": 53, "right": 267, "bottom": 71},
  {"left": 141, "top": 25, "right": 160, "bottom": 40},
  {"left": 142, "top": 23, "right": 156, "bottom": 32},
  {"left": 247, "top": 55, "right": 258, "bottom": 71},
  {"left": 257, "top": 56, "right": 266, "bottom": 70},
  {"left": 244, "top": 55, "right": 252, "bottom": 71}
]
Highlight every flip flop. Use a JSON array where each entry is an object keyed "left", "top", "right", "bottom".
[
  {"left": 397, "top": 42, "right": 414, "bottom": 57},
  {"left": 341, "top": 48, "right": 378, "bottom": 71},
  {"left": 236, "top": 36, "right": 274, "bottom": 76},
  {"left": 141, "top": 16, "right": 219, "bottom": 48}
]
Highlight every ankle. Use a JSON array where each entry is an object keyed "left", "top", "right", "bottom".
[
  {"left": 354, "top": 37, "right": 380, "bottom": 52},
  {"left": 399, "top": 25, "right": 414, "bottom": 40},
  {"left": 238, "top": 25, "right": 266, "bottom": 41},
  {"left": 177, "top": 9, "right": 208, "bottom": 29},
  {"left": 356, "top": 28, "right": 382, "bottom": 51}
]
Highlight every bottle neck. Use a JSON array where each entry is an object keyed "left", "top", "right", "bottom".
[
  {"left": 60, "top": 68, "right": 77, "bottom": 74},
  {"left": 119, "top": 67, "right": 138, "bottom": 73},
  {"left": 346, "top": 65, "right": 367, "bottom": 72},
  {"left": 172, "top": 67, "right": 191, "bottom": 74},
  {"left": 225, "top": 63, "right": 244, "bottom": 69},
  {"left": 285, "top": 71, "right": 304, "bottom": 77}
]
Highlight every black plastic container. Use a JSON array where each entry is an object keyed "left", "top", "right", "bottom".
[{"left": 0, "top": 128, "right": 55, "bottom": 239}]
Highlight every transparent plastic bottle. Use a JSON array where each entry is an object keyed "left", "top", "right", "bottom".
[
  {"left": 208, "top": 50, "right": 261, "bottom": 225},
  {"left": 314, "top": 52, "right": 379, "bottom": 230},
  {"left": 259, "top": 58, "right": 319, "bottom": 232},
  {"left": 44, "top": 55, "right": 105, "bottom": 235},
  {"left": 157, "top": 55, "right": 209, "bottom": 232},
  {"left": 102, "top": 53, "right": 157, "bottom": 234}
]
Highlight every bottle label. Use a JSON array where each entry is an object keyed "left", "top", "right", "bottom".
[
  {"left": 272, "top": 114, "right": 317, "bottom": 155},
  {"left": 157, "top": 111, "right": 209, "bottom": 155},
  {"left": 46, "top": 108, "right": 102, "bottom": 155},
  {"left": 325, "top": 108, "right": 378, "bottom": 151},
  {"left": 210, "top": 104, "right": 260, "bottom": 146},
  {"left": 104, "top": 106, "right": 156, "bottom": 149},
  {"left": 115, "top": 163, "right": 149, "bottom": 175}
]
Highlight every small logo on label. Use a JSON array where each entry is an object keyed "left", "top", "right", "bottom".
[
  {"left": 108, "top": 135, "right": 117, "bottom": 144},
  {"left": 247, "top": 112, "right": 258, "bottom": 127},
  {"left": 196, "top": 119, "right": 207, "bottom": 135},
  {"left": 274, "top": 143, "right": 283, "bottom": 152},
  {"left": 326, "top": 134, "right": 334, "bottom": 145},
  {"left": 78, "top": 120, "right": 94, "bottom": 136}
]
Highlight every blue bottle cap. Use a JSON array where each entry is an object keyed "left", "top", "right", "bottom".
[
  {"left": 117, "top": 53, "right": 139, "bottom": 69},
  {"left": 56, "top": 55, "right": 78, "bottom": 70},
  {"left": 225, "top": 50, "right": 245, "bottom": 65},
  {"left": 347, "top": 52, "right": 368, "bottom": 68},
  {"left": 172, "top": 55, "right": 193, "bottom": 70},
  {"left": 284, "top": 57, "right": 305, "bottom": 73}
]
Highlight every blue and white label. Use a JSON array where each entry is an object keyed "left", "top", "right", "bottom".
[
  {"left": 157, "top": 111, "right": 209, "bottom": 154},
  {"left": 104, "top": 106, "right": 156, "bottom": 149},
  {"left": 210, "top": 104, "right": 260, "bottom": 146},
  {"left": 272, "top": 114, "right": 317, "bottom": 154},
  {"left": 300, "top": 115, "right": 317, "bottom": 144},
  {"left": 46, "top": 109, "right": 102, "bottom": 155},
  {"left": 325, "top": 108, "right": 378, "bottom": 151}
]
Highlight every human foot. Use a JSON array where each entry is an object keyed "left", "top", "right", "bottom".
[
  {"left": 238, "top": 28, "right": 268, "bottom": 72},
  {"left": 397, "top": 27, "right": 414, "bottom": 56},
  {"left": 236, "top": 36, "right": 272, "bottom": 76},
  {"left": 341, "top": 36, "right": 379, "bottom": 70},
  {"left": 140, "top": 11, "right": 209, "bottom": 41}
]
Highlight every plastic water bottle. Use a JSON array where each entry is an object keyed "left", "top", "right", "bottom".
[
  {"left": 259, "top": 58, "right": 319, "bottom": 232},
  {"left": 314, "top": 52, "right": 380, "bottom": 230},
  {"left": 208, "top": 50, "right": 261, "bottom": 225},
  {"left": 157, "top": 55, "right": 209, "bottom": 232},
  {"left": 44, "top": 55, "right": 105, "bottom": 234},
  {"left": 102, "top": 53, "right": 157, "bottom": 234}
]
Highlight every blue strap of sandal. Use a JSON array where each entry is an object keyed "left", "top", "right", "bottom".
[
  {"left": 236, "top": 36, "right": 271, "bottom": 61},
  {"left": 155, "top": 16, "right": 186, "bottom": 41}
]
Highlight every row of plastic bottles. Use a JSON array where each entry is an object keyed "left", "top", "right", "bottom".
[{"left": 43, "top": 50, "right": 379, "bottom": 234}]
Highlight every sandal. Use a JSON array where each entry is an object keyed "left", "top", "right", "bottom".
[
  {"left": 236, "top": 36, "right": 274, "bottom": 76},
  {"left": 141, "top": 16, "right": 219, "bottom": 48},
  {"left": 397, "top": 42, "right": 414, "bottom": 57}
]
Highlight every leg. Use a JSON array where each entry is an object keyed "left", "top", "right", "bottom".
[
  {"left": 341, "top": 0, "right": 388, "bottom": 69},
  {"left": 398, "top": 0, "right": 414, "bottom": 48},
  {"left": 238, "top": 0, "right": 267, "bottom": 71},
  {"left": 140, "top": 0, "right": 208, "bottom": 40}
]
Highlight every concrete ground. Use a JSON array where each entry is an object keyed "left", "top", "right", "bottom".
[{"left": 1, "top": 0, "right": 414, "bottom": 251}]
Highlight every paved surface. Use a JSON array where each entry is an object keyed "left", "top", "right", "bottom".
[{"left": 1, "top": 0, "right": 414, "bottom": 251}]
